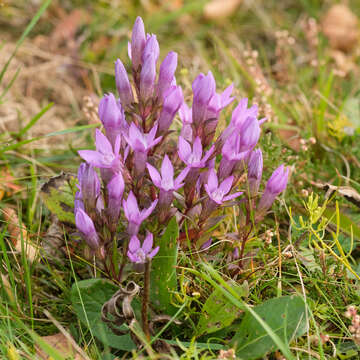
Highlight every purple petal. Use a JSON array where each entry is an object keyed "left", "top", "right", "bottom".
[
  {"left": 139, "top": 199, "right": 158, "bottom": 223},
  {"left": 127, "top": 251, "right": 139, "bottom": 263},
  {"left": 223, "top": 191, "right": 243, "bottom": 202},
  {"left": 148, "top": 246, "right": 159, "bottom": 259},
  {"left": 131, "top": 17, "right": 146, "bottom": 69},
  {"left": 125, "top": 191, "right": 140, "bottom": 220},
  {"left": 142, "top": 232, "right": 154, "bottom": 254},
  {"left": 178, "top": 136, "right": 192, "bottom": 162},
  {"left": 202, "top": 145, "right": 215, "bottom": 164},
  {"left": 147, "top": 163, "right": 162, "bottom": 187},
  {"left": 161, "top": 155, "right": 174, "bottom": 187},
  {"left": 207, "top": 169, "right": 218, "bottom": 192},
  {"left": 114, "top": 135, "right": 121, "bottom": 155},
  {"left": 219, "top": 176, "right": 234, "bottom": 195},
  {"left": 95, "top": 129, "right": 113, "bottom": 155},
  {"left": 174, "top": 166, "right": 190, "bottom": 189},
  {"left": 193, "top": 137, "right": 203, "bottom": 161},
  {"left": 78, "top": 150, "right": 108, "bottom": 168},
  {"left": 128, "top": 235, "right": 141, "bottom": 253}
]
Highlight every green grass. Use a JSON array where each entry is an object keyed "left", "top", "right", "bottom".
[{"left": 1, "top": 0, "right": 360, "bottom": 359}]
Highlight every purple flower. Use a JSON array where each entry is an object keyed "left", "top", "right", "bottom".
[
  {"left": 258, "top": 164, "right": 289, "bottom": 212},
  {"left": 131, "top": 17, "right": 146, "bottom": 70},
  {"left": 142, "top": 34, "right": 160, "bottom": 64},
  {"left": 107, "top": 172, "right": 125, "bottom": 224},
  {"left": 123, "top": 191, "right": 158, "bottom": 235},
  {"left": 115, "top": 60, "right": 134, "bottom": 108},
  {"left": 178, "top": 136, "right": 214, "bottom": 168},
  {"left": 78, "top": 129, "right": 122, "bottom": 174},
  {"left": 247, "top": 149, "right": 263, "bottom": 196},
  {"left": 147, "top": 155, "right": 189, "bottom": 192},
  {"left": 77, "top": 163, "right": 101, "bottom": 210},
  {"left": 127, "top": 232, "right": 159, "bottom": 264},
  {"left": 206, "top": 83, "right": 234, "bottom": 119},
  {"left": 158, "top": 86, "right": 183, "bottom": 132},
  {"left": 205, "top": 169, "right": 242, "bottom": 205},
  {"left": 192, "top": 71, "right": 216, "bottom": 126},
  {"left": 98, "top": 93, "right": 127, "bottom": 146},
  {"left": 124, "top": 122, "right": 162, "bottom": 175},
  {"left": 75, "top": 208, "right": 100, "bottom": 250},
  {"left": 140, "top": 53, "right": 156, "bottom": 102},
  {"left": 157, "top": 51, "right": 178, "bottom": 99}
]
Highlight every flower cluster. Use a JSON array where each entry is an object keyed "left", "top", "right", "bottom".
[
  {"left": 74, "top": 17, "right": 289, "bottom": 276},
  {"left": 345, "top": 305, "right": 360, "bottom": 345}
]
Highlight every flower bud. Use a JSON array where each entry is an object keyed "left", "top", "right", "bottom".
[
  {"left": 192, "top": 71, "right": 216, "bottom": 126},
  {"left": 258, "top": 164, "right": 289, "bottom": 212},
  {"left": 142, "top": 34, "right": 160, "bottom": 64},
  {"left": 98, "top": 93, "right": 126, "bottom": 146},
  {"left": 115, "top": 59, "right": 134, "bottom": 107},
  {"left": 157, "top": 51, "right": 178, "bottom": 99},
  {"left": 131, "top": 17, "right": 146, "bottom": 70},
  {"left": 75, "top": 208, "right": 100, "bottom": 249},
  {"left": 158, "top": 86, "right": 183, "bottom": 132},
  {"left": 107, "top": 172, "right": 125, "bottom": 224},
  {"left": 77, "top": 163, "right": 101, "bottom": 210},
  {"left": 140, "top": 53, "right": 156, "bottom": 102}
]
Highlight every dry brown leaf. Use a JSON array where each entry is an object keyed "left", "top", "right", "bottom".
[
  {"left": 204, "top": 0, "right": 242, "bottom": 20},
  {"left": 278, "top": 129, "right": 301, "bottom": 152},
  {"left": 35, "top": 333, "right": 86, "bottom": 360},
  {"left": 51, "top": 9, "right": 90, "bottom": 46},
  {"left": 322, "top": 4, "right": 359, "bottom": 52},
  {"left": 3, "top": 207, "right": 38, "bottom": 262},
  {"left": 0, "top": 169, "right": 22, "bottom": 200}
]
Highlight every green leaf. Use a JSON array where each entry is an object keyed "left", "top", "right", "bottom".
[
  {"left": 150, "top": 217, "right": 179, "bottom": 315},
  {"left": 71, "top": 278, "right": 135, "bottom": 351},
  {"left": 343, "top": 97, "right": 360, "bottom": 131},
  {"left": 196, "top": 281, "right": 245, "bottom": 336},
  {"left": 40, "top": 173, "right": 77, "bottom": 224},
  {"left": 231, "top": 295, "right": 307, "bottom": 359}
]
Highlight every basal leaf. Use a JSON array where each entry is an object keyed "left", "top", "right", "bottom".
[
  {"left": 150, "top": 217, "right": 179, "bottom": 315},
  {"left": 231, "top": 295, "right": 307, "bottom": 359},
  {"left": 196, "top": 281, "right": 246, "bottom": 336},
  {"left": 41, "top": 173, "right": 77, "bottom": 224},
  {"left": 70, "top": 278, "right": 135, "bottom": 351}
]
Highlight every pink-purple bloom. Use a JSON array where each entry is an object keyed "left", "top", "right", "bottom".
[
  {"left": 130, "top": 16, "right": 146, "bottom": 70},
  {"left": 140, "top": 52, "right": 156, "bottom": 102},
  {"left": 258, "top": 164, "right": 289, "bottom": 211},
  {"left": 75, "top": 208, "right": 100, "bottom": 250},
  {"left": 123, "top": 191, "right": 158, "bottom": 235},
  {"left": 178, "top": 136, "right": 214, "bottom": 168},
  {"left": 147, "top": 155, "right": 189, "bottom": 192},
  {"left": 78, "top": 129, "right": 122, "bottom": 174},
  {"left": 115, "top": 59, "right": 134, "bottom": 108},
  {"left": 205, "top": 169, "right": 243, "bottom": 205},
  {"left": 158, "top": 86, "right": 183, "bottom": 132},
  {"left": 157, "top": 51, "right": 178, "bottom": 100},
  {"left": 77, "top": 163, "right": 101, "bottom": 210},
  {"left": 127, "top": 232, "right": 159, "bottom": 264}
]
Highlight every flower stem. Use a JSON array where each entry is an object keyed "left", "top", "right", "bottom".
[{"left": 142, "top": 260, "right": 151, "bottom": 340}]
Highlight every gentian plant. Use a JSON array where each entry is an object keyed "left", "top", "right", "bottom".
[{"left": 74, "top": 16, "right": 289, "bottom": 339}]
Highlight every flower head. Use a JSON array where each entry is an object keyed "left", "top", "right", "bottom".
[
  {"left": 258, "top": 164, "right": 289, "bottom": 211},
  {"left": 77, "top": 163, "right": 101, "bottom": 209},
  {"left": 205, "top": 169, "right": 242, "bottom": 205},
  {"left": 178, "top": 136, "right": 214, "bottom": 168},
  {"left": 158, "top": 86, "right": 183, "bottom": 132},
  {"left": 123, "top": 191, "right": 158, "bottom": 235},
  {"left": 147, "top": 155, "right": 189, "bottom": 192},
  {"left": 78, "top": 129, "right": 122, "bottom": 173},
  {"left": 124, "top": 122, "right": 162, "bottom": 154},
  {"left": 107, "top": 172, "right": 125, "bottom": 223},
  {"left": 157, "top": 51, "right": 178, "bottom": 99},
  {"left": 127, "top": 232, "right": 159, "bottom": 264}
]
